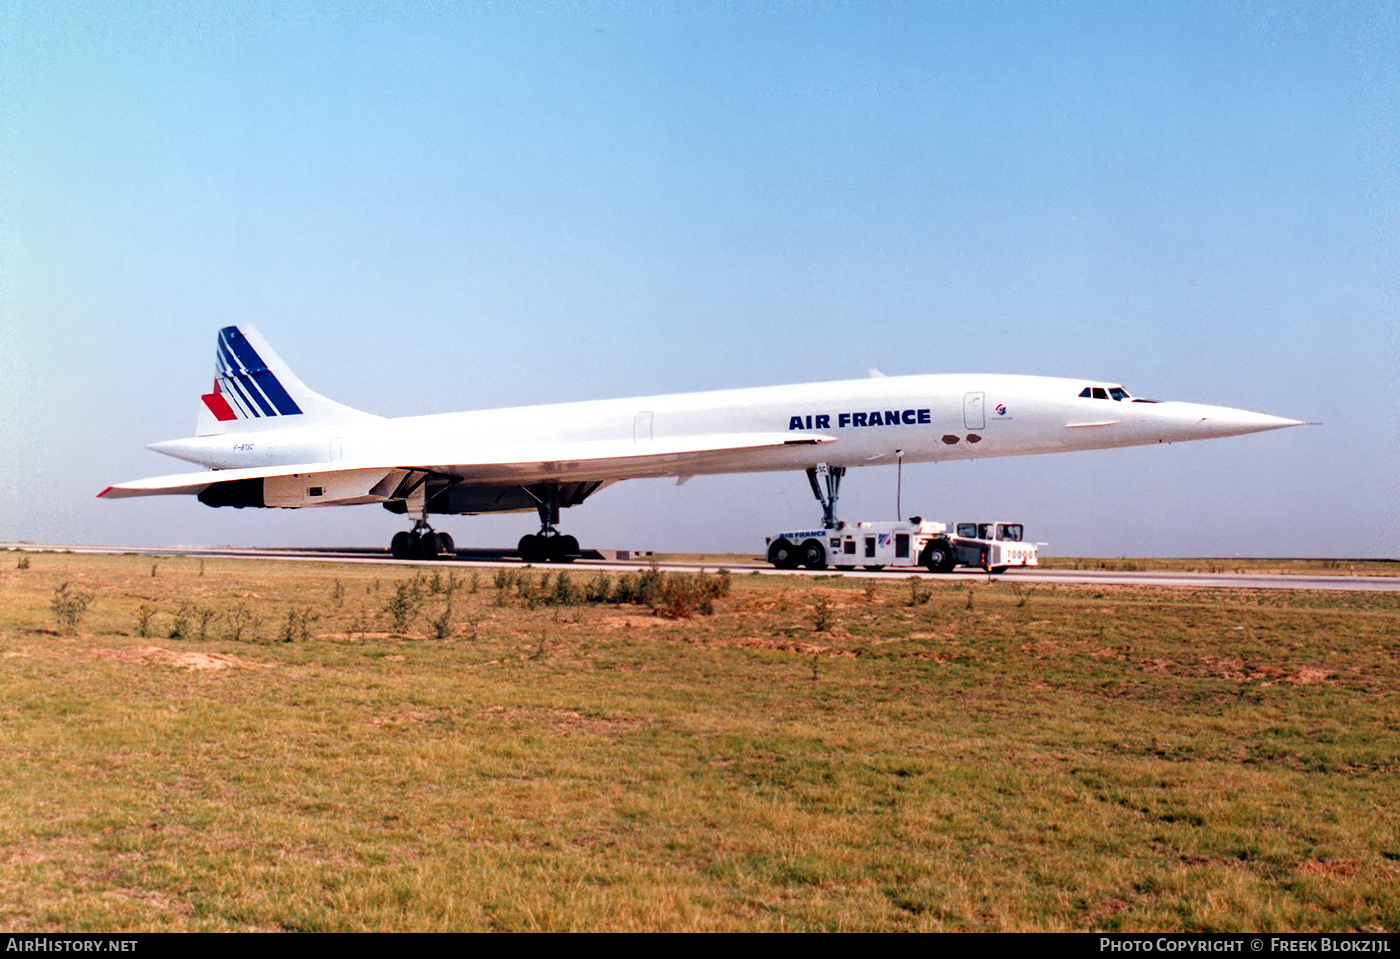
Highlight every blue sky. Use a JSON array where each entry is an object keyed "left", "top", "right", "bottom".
[{"left": 2, "top": 1, "right": 1396, "bottom": 556}]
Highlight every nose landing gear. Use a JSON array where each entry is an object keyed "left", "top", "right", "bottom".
[{"left": 807, "top": 463, "right": 845, "bottom": 529}]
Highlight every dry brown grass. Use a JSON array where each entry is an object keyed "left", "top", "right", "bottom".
[{"left": 1, "top": 550, "right": 1397, "bottom": 931}]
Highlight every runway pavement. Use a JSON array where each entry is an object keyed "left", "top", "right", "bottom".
[{"left": 5, "top": 543, "right": 1399, "bottom": 592}]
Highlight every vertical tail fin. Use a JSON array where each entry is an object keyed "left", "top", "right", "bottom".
[{"left": 196, "top": 326, "right": 377, "bottom": 435}]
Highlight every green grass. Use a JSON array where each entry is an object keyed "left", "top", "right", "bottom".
[{"left": 1, "top": 552, "right": 1397, "bottom": 931}]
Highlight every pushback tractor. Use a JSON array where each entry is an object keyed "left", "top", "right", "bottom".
[{"left": 765, "top": 519, "right": 1038, "bottom": 574}]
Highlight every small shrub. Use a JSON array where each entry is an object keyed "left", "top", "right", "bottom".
[
  {"left": 431, "top": 602, "right": 454, "bottom": 640},
  {"left": 552, "top": 570, "right": 581, "bottom": 606},
  {"left": 50, "top": 582, "right": 94, "bottom": 633},
  {"left": 224, "top": 604, "right": 258, "bottom": 642},
  {"left": 585, "top": 572, "right": 612, "bottom": 604},
  {"left": 714, "top": 568, "right": 732, "bottom": 597},
  {"left": 908, "top": 577, "right": 930, "bottom": 607},
  {"left": 385, "top": 579, "right": 425, "bottom": 633},
  {"left": 812, "top": 594, "right": 835, "bottom": 632},
  {"left": 16, "top": 555, "right": 30, "bottom": 570},
  {"left": 169, "top": 604, "right": 195, "bottom": 640},
  {"left": 612, "top": 573, "right": 637, "bottom": 605},
  {"left": 280, "top": 607, "right": 319, "bottom": 643},
  {"left": 636, "top": 565, "right": 666, "bottom": 607},
  {"left": 135, "top": 604, "right": 156, "bottom": 638},
  {"left": 197, "top": 607, "right": 217, "bottom": 641},
  {"left": 330, "top": 579, "right": 345, "bottom": 604}
]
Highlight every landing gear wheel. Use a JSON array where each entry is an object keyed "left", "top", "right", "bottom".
[
  {"left": 551, "top": 535, "right": 578, "bottom": 563},
  {"left": 800, "top": 539, "right": 827, "bottom": 571},
  {"left": 437, "top": 532, "right": 454, "bottom": 555},
  {"left": 418, "top": 532, "right": 441, "bottom": 559},
  {"left": 835, "top": 565, "right": 855, "bottom": 571},
  {"left": 768, "top": 538, "right": 799, "bottom": 570},
  {"left": 863, "top": 565, "right": 885, "bottom": 572},
  {"left": 391, "top": 531, "right": 414, "bottom": 559},
  {"left": 518, "top": 534, "right": 543, "bottom": 564},
  {"left": 921, "top": 540, "right": 957, "bottom": 574}
]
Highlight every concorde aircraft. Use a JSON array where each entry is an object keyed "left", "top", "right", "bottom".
[{"left": 101, "top": 326, "right": 1303, "bottom": 562}]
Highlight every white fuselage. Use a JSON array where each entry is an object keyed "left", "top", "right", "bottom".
[{"left": 149, "top": 373, "right": 1300, "bottom": 486}]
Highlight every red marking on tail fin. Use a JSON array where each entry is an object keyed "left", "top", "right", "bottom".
[{"left": 202, "top": 389, "right": 237, "bottom": 421}]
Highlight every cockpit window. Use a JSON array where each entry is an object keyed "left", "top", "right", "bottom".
[{"left": 1082, "top": 385, "right": 1134, "bottom": 400}]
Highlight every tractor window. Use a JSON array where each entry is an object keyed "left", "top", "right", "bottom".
[
  {"left": 997, "top": 524, "right": 1023, "bottom": 542},
  {"left": 978, "top": 524, "right": 993, "bottom": 540},
  {"left": 957, "top": 523, "right": 977, "bottom": 538}
]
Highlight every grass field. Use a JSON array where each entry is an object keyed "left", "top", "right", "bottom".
[{"left": 2, "top": 550, "right": 1397, "bottom": 931}]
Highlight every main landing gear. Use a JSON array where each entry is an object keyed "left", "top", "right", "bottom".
[
  {"left": 391, "top": 521, "right": 455, "bottom": 560},
  {"left": 517, "top": 483, "right": 579, "bottom": 564}
]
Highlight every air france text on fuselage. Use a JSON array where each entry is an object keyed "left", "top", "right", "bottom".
[{"left": 787, "top": 409, "right": 932, "bottom": 431}]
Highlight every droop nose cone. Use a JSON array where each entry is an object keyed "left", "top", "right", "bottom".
[{"left": 1179, "top": 404, "right": 1307, "bottom": 439}]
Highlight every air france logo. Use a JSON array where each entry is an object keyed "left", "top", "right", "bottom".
[
  {"left": 996, "top": 404, "right": 1007, "bottom": 416},
  {"left": 788, "top": 408, "right": 931, "bottom": 431}
]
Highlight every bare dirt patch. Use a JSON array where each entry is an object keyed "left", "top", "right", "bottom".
[
  {"left": 596, "top": 614, "right": 675, "bottom": 629},
  {"left": 86, "top": 645, "right": 274, "bottom": 672}
]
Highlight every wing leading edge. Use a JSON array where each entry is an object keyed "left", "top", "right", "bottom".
[{"left": 100, "top": 431, "right": 838, "bottom": 503}]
